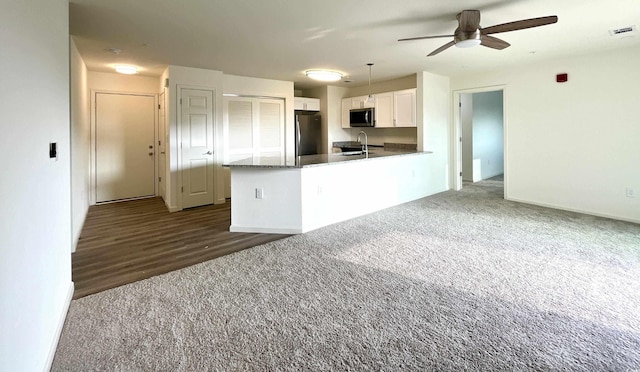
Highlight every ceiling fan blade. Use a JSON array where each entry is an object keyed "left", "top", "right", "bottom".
[
  {"left": 398, "top": 34, "right": 454, "bottom": 42},
  {"left": 427, "top": 41, "right": 456, "bottom": 57},
  {"left": 458, "top": 10, "right": 481, "bottom": 32},
  {"left": 481, "top": 15, "right": 558, "bottom": 35},
  {"left": 480, "top": 35, "right": 510, "bottom": 50}
]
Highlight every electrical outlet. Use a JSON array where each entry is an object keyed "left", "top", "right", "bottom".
[
  {"left": 626, "top": 187, "right": 636, "bottom": 198},
  {"left": 255, "top": 188, "right": 264, "bottom": 199}
]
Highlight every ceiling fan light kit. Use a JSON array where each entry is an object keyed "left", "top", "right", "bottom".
[
  {"left": 398, "top": 10, "right": 558, "bottom": 57},
  {"left": 455, "top": 29, "right": 482, "bottom": 48}
]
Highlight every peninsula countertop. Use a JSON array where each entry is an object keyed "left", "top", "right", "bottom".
[{"left": 224, "top": 149, "right": 433, "bottom": 169}]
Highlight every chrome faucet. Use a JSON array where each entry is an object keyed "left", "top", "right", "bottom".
[{"left": 357, "top": 130, "right": 368, "bottom": 156}]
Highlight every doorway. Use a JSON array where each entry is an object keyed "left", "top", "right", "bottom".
[
  {"left": 453, "top": 86, "right": 506, "bottom": 196},
  {"left": 93, "top": 92, "right": 157, "bottom": 203}
]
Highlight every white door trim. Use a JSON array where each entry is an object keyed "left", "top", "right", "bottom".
[
  {"left": 451, "top": 85, "right": 507, "bottom": 196},
  {"left": 176, "top": 84, "right": 216, "bottom": 210},
  {"left": 90, "top": 89, "right": 158, "bottom": 205}
]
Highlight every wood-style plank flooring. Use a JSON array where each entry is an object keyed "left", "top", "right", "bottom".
[{"left": 72, "top": 197, "right": 289, "bottom": 299}]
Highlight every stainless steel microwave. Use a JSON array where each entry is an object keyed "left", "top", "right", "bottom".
[{"left": 350, "top": 108, "right": 375, "bottom": 127}]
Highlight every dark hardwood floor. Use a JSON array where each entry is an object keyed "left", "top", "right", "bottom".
[{"left": 72, "top": 197, "right": 290, "bottom": 299}]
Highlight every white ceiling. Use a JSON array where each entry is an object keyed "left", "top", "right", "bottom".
[{"left": 69, "top": 0, "right": 639, "bottom": 89}]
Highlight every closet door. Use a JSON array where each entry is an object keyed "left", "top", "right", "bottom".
[
  {"left": 224, "top": 97, "right": 285, "bottom": 163},
  {"left": 224, "top": 97, "right": 285, "bottom": 197}
]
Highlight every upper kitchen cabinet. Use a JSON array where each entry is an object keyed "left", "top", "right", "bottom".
[
  {"left": 351, "top": 95, "right": 375, "bottom": 110},
  {"left": 294, "top": 97, "right": 320, "bottom": 111},
  {"left": 341, "top": 89, "right": 416, "bottom": 128},
  {"left": 393, "top": 89, "right": 416, "bottom": 127},
  {"left": 374, "top": 92, "right": 394, "bottom": 128},
  {"left": 341, "top": 98, "right": 350, "bottom": 128}
]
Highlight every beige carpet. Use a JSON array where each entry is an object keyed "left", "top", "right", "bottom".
[{"left": 53, "top": 180, "right": 640, "bottom": 371}]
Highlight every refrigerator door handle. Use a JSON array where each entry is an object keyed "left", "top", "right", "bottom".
[{"left": 295, "top": 116, "right": 301, "bottom": 157}]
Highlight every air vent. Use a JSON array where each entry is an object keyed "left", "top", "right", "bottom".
[{"left": 609, "top": 25, "right": 637, "bottom": 37}]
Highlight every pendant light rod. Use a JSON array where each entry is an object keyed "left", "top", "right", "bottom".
[{"left": 367, "top": 63, "right": 374, "bottom": 102}]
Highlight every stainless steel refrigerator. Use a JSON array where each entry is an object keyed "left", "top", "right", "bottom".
[{"left": 295, "top": 112, "right": 321, "bottom": 156}]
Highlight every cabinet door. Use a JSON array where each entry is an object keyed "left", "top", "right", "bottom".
[
  {"left": 374, "top": 92, "right": 394, "bottom": 128},
  {"left": 394, "top": 89, "right": 416, "bottom": 127},
  {"left": 363, "top": 95, "right": 375, "bottom": 108},
  {"left": 341, "top": 98, "right": 352, "bottom": 128},
  {"left": 304, "top": 98, "right": 320, "bottom": 111},
  {"left": 294, "top": 98, "right": 305, "bottom": 111},
  {"left": 351, "top": 97, "right": 364, "bottom": 109}
]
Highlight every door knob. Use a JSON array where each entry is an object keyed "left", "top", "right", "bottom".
[{"left": 204, "top": 151, "right": 213, "bottom": 155}]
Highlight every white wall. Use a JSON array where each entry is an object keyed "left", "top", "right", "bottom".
[
  {"left": 461, "top": 93, "right": 473, "bottom": 181},
  {"left": 70, "top": 38, "right": 90, "bottom": 251},
  {"left": 0, "top": 1, "right": 73, "bottom": 370},
  {"left": 88, "top": 71, "right": 159, "bottom": 94},
  {"left": 417, "top": 71, "right": 451, "bottom": 195},
  {"left": 472, "top": 91, "right": 504, "bottom": 180},
  {"left": 451, "top": 47, "right": 640, "bottom": 223},
  {"left": 167, "top": 65, "right": 224, "bottom": 209},
  {"left": 229, "top": 153, "right": 433, "bottom": 234}
]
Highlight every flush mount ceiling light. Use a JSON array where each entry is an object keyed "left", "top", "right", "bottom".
[
  {"left": 305, "top": 70, "right": 343, "bottom": 82},
  {"left": 114, "top": 65, "right": 138, "bottom": 75}
]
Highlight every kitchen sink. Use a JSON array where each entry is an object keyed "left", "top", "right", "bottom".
[{"left": 334, "top": 150, "right": 374, "bottom": 156}]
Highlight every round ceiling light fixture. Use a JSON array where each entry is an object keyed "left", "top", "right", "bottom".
[
  {"left": 114, "top": 65, "right": 138, "bottom": 75},
  {"left": 454, "top": 29, "right": 482, "bottom": 49},
  {"left": 305, "top": 70, "right": 343, "bottom": 82}
]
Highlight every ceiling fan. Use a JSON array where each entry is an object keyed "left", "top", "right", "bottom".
[{"left": 398, "top": 10, "right": 558, "bottom": 56}]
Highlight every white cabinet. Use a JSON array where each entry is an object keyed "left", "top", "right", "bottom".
[
  {"left": 393, "top": 89, "right": 416, "bottom": 127},
  {"left": 340, "top": 89, "right": 416, "bottom": 128},
  {"left": 374, "top": 92, "right": 394, "bottom": 128},
  {"left": 341, "top": 98, "right": 351, "bottom": 128},
  {"left": 294, "top": 97, "right": 320, "bottom": 111},
  {"left": 351, "top": 95, "right": 375, "bottom": 109}
]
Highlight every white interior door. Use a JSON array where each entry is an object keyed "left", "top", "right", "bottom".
[
  {"left": 95, "top": 93, "right": 155, "bottom": 203},
  {"left": 181, "top": 88, "right": 215, "bottom": 209}
]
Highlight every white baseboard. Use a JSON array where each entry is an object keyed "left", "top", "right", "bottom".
[
  {"left": 506, "top": 197, "right": 640, "bottom": 224},
  {"left": 230, "top": 225, "right": 302, "bottom": 234},
  {"left": 165, "top": 199, "right": 181, "bottom": 212},
  {"left": 44, "top": 281, "right": 74, "bottom": 372}
]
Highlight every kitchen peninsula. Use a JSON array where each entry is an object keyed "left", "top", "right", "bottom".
[{"left": 225, "top": 150, "right": 432, "bottom": 234}]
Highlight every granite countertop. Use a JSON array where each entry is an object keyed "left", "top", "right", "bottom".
[{"left": 224, "top": 149, "right": 432, "bottom": 169}]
